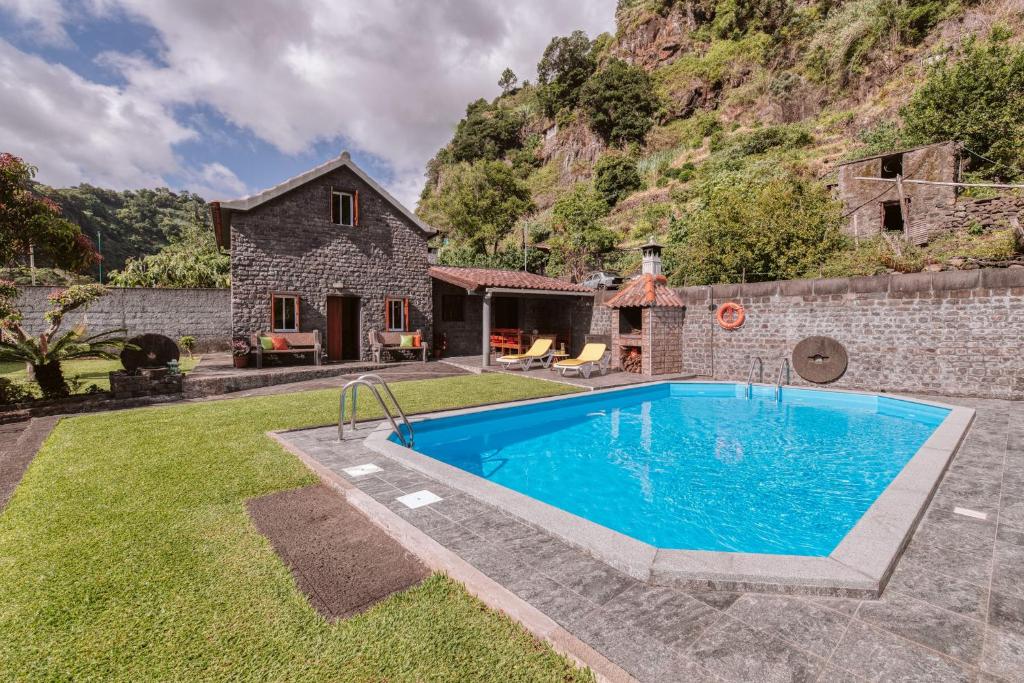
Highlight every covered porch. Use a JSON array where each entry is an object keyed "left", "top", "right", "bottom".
[{"left": 429, "top": 266, "right": 599, "bottom": 369}]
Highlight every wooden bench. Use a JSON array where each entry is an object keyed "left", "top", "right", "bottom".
[
  {"left": 251, "top": 331, "right": 321, "bottom": 369},
  {"left": 369, "top": 330, "right": 428, "bottom": 363}
]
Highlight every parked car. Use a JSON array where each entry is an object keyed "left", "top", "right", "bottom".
[{"left": 581, "top": 271, "right": 623, "bottom": 290}]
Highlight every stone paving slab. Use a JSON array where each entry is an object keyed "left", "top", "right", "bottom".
[
  {"left": 0, "top": 416, "right": 58, "bottom": 512},
  {"left": 280, "top": 395, "right": 1024, "bottom": 682}
]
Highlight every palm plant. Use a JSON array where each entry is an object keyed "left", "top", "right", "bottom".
[{"left": 0, "top": 281, "right": 132, "bottom": 398}]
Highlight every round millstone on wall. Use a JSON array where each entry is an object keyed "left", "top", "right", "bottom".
[
  {"left": 792, "top": 336, "right": 848, "bottom": 384},
  {"left": 121, "top": 333, "right": 180, "bottom": 372}
]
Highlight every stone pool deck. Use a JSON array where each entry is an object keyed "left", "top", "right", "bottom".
[{"left": 278, "top": 395, "right": 1024, "bottom": 682}]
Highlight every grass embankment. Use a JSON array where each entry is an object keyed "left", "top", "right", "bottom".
[
  {"left": 0, "top": 373, "right": 587, "bottom": 681},
  {"left": 0, "top": 356, "right": 200, "bottom": 397}
]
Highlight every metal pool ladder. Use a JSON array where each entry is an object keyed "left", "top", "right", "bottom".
[
  {"left": 775, "top": 358, "right": 791, "bottom": 402},
  {"left": 338, "top": 373, "right": 415, "bottom": 447},
  {"left": 746, "top": 356, "right": 764, "bottom": 398}
]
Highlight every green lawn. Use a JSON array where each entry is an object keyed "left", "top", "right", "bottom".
[
  {"left": 0, "top": 356, "right": 200, "bottom": 396},
  {"left": 0, "top": 373, "right": 588, "bottom": 682}
]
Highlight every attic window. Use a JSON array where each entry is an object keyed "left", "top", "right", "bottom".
[
  {"left": 880, "top": 153, "right": 903, "bottom": 179},
  {"left": 331, "top": 191, "right": 355, "bottom": 226}
]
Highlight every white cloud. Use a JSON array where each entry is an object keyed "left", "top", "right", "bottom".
[
  {"left": 0, "top": 39, "right": 195, "bottom": 188},
  {"left": 1, "top": 0, "right": 617, "bottom": 205},
  {"left": 0, "top": 0, "right": 70, "bottom": 45},
  {"left": 186, "top": 162, "right": 248, "bottom": 199}
]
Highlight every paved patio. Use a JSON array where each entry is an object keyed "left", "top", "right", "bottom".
[
  {"left": 440, "top": 354, "right": 694, "bottom": 390},
  {"left": 184, "top": 353, "right": 458, "bottom": 398},
  {"left": 187, "top": 359, "right": 468, "bottom": 400},
  {"left": 280, "top": 395, "right": 1024, "bottom": 682}
]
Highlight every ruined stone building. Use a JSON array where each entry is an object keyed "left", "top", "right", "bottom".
[{"left": 835, "top": 141, "right": 1022, "bottom": 245}]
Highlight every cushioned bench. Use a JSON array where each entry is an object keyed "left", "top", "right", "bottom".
[
  {"left": 250, "top": 331, "right": 321, "bottom": 369},
  {"left": 369, "top": 330, "right": 428, "bottom": 363}
]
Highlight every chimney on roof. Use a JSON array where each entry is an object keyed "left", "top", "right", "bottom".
[{"left": 641, "top": 238, "right": 663, "bottom": 276}]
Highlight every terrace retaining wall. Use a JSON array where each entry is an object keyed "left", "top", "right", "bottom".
[
  {"left": 13, "top": 287, "right": 230, "bottom": 351},
  {"left": 671, "top": 267, "right": 1024, "bottom": 400}
]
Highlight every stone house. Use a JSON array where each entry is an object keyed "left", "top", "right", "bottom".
[
  {"left": 835, "top": 141, "right": 1023, "bottom": 245},
  {"left": 835, "top": 141, "right": 961, "bottom": 245},
  {"left": 211, "top": 152, "right": 436, "bottom": 362}
]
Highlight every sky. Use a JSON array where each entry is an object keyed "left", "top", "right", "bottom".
[{"left": 0, "top": 0, "right": 616, "bottom": 206}]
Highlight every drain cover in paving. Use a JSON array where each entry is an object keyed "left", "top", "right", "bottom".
[{"left": 396, "top": 490, "right": 443, "bottom": 509}]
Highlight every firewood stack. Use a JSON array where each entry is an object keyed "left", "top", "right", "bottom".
[{"left": 621, "top": 347, "right": 642, "bottom": 374}]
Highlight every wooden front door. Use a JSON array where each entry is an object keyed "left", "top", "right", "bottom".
[
  {"left": 327, "top": 297, "right": 343, "bottom": 361},
  {"left": 327, "top": 296, "right": 360, "bottom": 362}
]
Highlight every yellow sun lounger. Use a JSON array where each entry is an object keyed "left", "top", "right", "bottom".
[
  {"left": 553, "top": 343, "right": 609, "bottom": 379},
  {"left": 496, "top": 338, "right": 554, "bottom": 371}
]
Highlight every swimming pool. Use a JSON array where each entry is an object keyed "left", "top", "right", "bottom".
[{"left": 391, "top": 382, "right": 950, "bottom": 557}]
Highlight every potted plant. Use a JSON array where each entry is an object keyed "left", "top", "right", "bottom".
[
  {"left": 232, "top": 338, "right": 250, "bottom": 368},
  {"left": 178, "top": 335, "right": 196, "bottom": 358}
]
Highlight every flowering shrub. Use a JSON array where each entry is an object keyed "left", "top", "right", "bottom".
[
  {"left": 232, "top": 339, "right": 250, "bottom": 357},
  {"left": 42, "top": 284, "right": 106, "bottom": 327},
  {"left": 0, "top": 282, "right": 129, "bottom": 398},
  {"left": 1, "top": 152, "right": 100, "bottom": 271}
]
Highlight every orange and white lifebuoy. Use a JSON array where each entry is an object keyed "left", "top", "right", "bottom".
[{"left": 716, "top": 301, "right": 745, "bottom": 330}]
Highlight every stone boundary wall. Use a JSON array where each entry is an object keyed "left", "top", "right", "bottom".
[
  {"left": 935, "top": 194, "right": 1024, "bottom": 234},
  {"left": 13, "top": 287, "right": 230, "bottom": 351},
  {"left": 671, "top": 268, "right": 1024, "bottom": 400}
]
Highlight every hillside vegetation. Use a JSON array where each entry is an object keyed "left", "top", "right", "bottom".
[
  {"left": 417, "top": 0, "right": 1024, "bottom": 285},
  {"left": 3, "top": 184, "right": 226, "bottom": 288}
]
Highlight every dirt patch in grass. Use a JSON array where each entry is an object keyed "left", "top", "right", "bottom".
[{"left": 247, "top": 484, "right": 429, "bottom": 620}]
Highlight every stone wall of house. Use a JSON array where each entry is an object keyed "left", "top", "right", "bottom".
[
  {"left": 432, "top": 281, "right": 482, "bottom": 356},
  {"left": 13, "top": 286, "right": 230, "bottom": 351},
  {"left": 837, "top": 142, "right": 960, "bottom": 245},
  {"left": 230, "top": 165, "right": 433, "bottom": 361},
  {"left": 671, "top": 267, "right": 1024, "bottom": 399}
]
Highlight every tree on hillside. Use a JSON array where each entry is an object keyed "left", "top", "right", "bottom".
[
  {"left": 666, "top": 171, "right": 847, "bottom": 285},
  {"left": 548, "top": 182, "right": 616, "bottom": 282},
  {"left": 499, "top": 68, "right": 518, "bottom": 95},
  {"left": 106, "top": 223, "right": 229, "bottom": 288},
  {"left": 37, "top": 184, "right": 210, "bottom": 273},
  {"left": 902, "top": 33, "right": 1024, "bottom": 180},
  {"left": 594, "top": 153, "right": 644, "bottom": 207},
  {"left": 579, "top": 59, "right": 660, "bottom": 146},
  {"left": 537, "top": 31, "right": 596, "bottom": 116},
  {"left": 447, "top": 99, "right": 525, "bottom": 164},
  {"left": 0, "top": 153, "right": 99, "bottom": 273},
  {"left": 423, "top": 161, "right": 534, "bottom": 256}
]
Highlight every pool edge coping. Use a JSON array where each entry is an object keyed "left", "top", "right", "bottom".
[
  {"left": 362, "top": 381, "right": 975, "bottom": 598},
  {"left": 268, "top": 429, "right": 638, "bottom": 683}
]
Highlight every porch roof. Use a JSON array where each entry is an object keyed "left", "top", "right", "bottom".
[{"left": 429, "top": 266, "right": 592, "bottom": 295}]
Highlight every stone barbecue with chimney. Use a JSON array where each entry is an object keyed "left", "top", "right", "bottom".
[{"left": 605, "top": 240, "right": 685, "bottom": 376}]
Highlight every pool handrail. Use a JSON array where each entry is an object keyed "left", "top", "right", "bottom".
[
  {"left": 746, "top": 356, "right": 764, "bottom": 398},
  {"left": 775, "top": 358, "right": 791, "bottom": 401},
  {"left": 338, "top": 374, "right": 415, "bottom": 447}
]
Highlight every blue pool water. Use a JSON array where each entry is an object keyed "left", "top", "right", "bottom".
[{"left": 395, "top": 383, "right": 948, "bottom": 556}]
